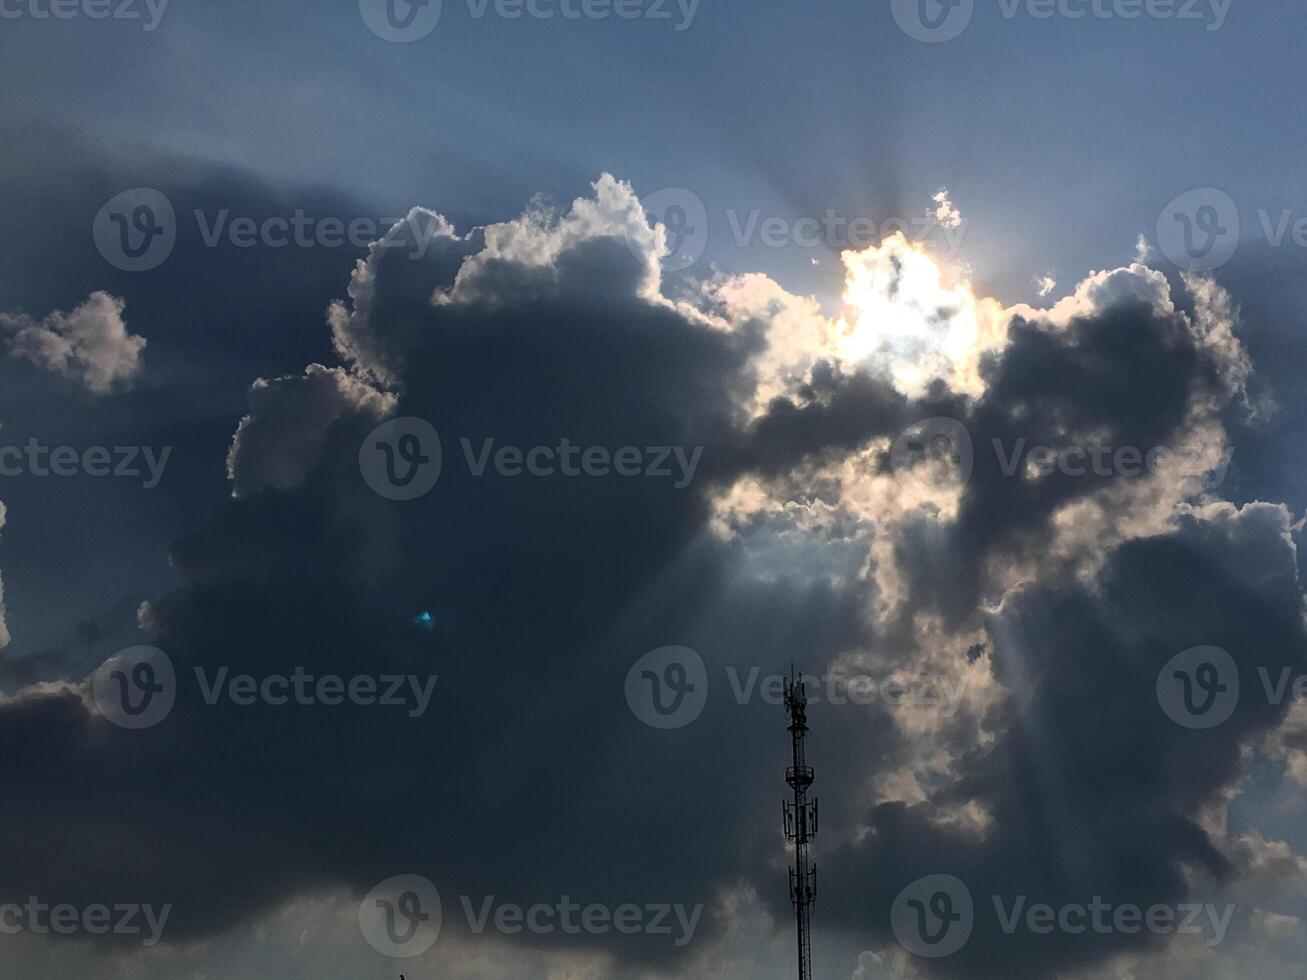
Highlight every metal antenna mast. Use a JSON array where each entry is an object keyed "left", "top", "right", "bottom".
[{"left": 783, "top": 666, "right": 818, "bottom": 980}]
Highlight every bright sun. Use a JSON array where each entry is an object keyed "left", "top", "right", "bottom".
[{"left": 837, "top": 232, "right": 995, "bottom": 397}]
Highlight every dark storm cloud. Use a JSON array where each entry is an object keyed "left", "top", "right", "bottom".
[
  {"left": 737, "top": 360, "right": 913, "bottom": 477},
  {"left": 820, "top": 502, "right": 1307, "bottom": 979},
  {"left": 898, "top": 296, "right": 1222, "bottom": 627},
  {"left": 0, "top": 170, "right": 1300, "bottom": 980},
  {"left": 0, "top": 179, "right": 872, "bottom": 965}
]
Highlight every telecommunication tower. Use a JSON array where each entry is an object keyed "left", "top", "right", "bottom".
[{"left": 783, "top": 667, "right": 818, "bottom": 980}]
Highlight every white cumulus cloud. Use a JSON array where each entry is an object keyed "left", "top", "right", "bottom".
[
  {"left": 932, "top": 187, "right": 963, "bottom": 231},
  {"left": 0, "top": 291, "right": 145, "bottom": 393}
]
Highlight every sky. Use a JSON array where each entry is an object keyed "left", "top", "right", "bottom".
[{"left": 3, "top": 1, "right": 1307, "bottom": 978}]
